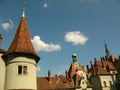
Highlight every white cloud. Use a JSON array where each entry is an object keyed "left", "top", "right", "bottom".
[
  {"left": 31, "top": 36, "right": 61, "bottom": 52},
  {"left": 1, "top": 19, "right": 14, "bottom": 30},
  {"left": 64, "top": 31, "right": 88, "bottom": 45},
  {"left": 43, "top": 3, "right": 48, "bottom": 8},
  {"left": 37, "top": 65, "right": 41, "bottom": 72}
]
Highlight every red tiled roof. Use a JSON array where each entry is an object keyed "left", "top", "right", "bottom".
[
  {"left": 73, "top": 73, "right": 93, "bottom": 88},
  {"left": 96, "top": 60, "right": 116, "bottom": 70},
  {"left": 113, "top": 59, "right": 120, "bottom": 71},
  {"left": 2, "top": 16, "right": 40, "bottom": 62},
  {"left": 89, "top": 59, "right": 116, "bottom": 76},
  {"left": 96, "top": 66, "right": 111, "bottom": 75},
  {"left": 68, "top": 61, "right": 87, "bottom": 78},
  {"left": 37, "top": 75, "right": 74, "bottom": 90}
]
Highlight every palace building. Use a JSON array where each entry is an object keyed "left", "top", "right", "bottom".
[{"left": 0, "top": 10, "right": 120, "bottom": 90}]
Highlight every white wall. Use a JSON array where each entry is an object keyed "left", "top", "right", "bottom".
[
  {"left": 5, "top": 56, "right": 37, "bottom": 90},
  {"left": 0, "top": 53, "right": 6, "bottom": 90}
]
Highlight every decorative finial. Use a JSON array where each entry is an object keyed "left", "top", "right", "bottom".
[
  {"left": 22, "top": 10, "right": 25, "bottom": 17},
  {"left": 22, "top": 0, "right": 27, "bottom": 17},
  {"left": 103, "top": 37, "right": 110, "bottom": 57},
  {"left": 72, "top": 53, "right": 77, "bottom": 62}
]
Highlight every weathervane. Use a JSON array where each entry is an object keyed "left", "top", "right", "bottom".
[
  {"left": 23, "top": 0, "right": 27, "bottom": 11},
  {"left": 22, "top": 0, "right": 27, "bottom": 17}
]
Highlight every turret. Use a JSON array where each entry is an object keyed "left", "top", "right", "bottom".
[{"left": 2, "top": 10, "right": 40, "bottom": 90}]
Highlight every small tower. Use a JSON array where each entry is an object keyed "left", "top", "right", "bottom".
[{"left": 2, "top": 10, "right": 40, "bottom": 90}]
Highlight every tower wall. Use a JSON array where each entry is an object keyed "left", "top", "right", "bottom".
[
  {"left": 0, "top": 53, "right": 6, "bottom": 90},
  {"left": 5, "top": 56, "right": 37, "bottom": 90}
]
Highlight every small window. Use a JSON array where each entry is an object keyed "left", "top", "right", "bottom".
[
  {"left": 82, "top": 81, "right": 84, "bottom": 84},
  {"left": 18, "top": 65, "right": 27, "bottom": 75},
  {"left": 103, "top": 81, "right": 107, "bottom": 87},
  {"left": 23, "top": 66, "right": 27, "bottom": 75},
  {"left": 109, "top": 81, "right": 112, "bottom": 86},
  {"left": 18, "top": 65, "right": 22, "bottom": 75}
]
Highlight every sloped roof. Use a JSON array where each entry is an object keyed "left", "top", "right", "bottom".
[
  {"left": 73, "top": 73, "right": 93, "bottom": 88},
  {"left": 96, "top": 60, "right": 116, "bottom": 70},
  {"left": 68, "top": 61, "right": 87, "bottom": 78},
  {"left": 37, "top": 75, "right": 74, "bottom": 90},
  {"left": 113, "top": 59, "right": 120, "bottom": 72},
  {"left": 96, "top": 66, "right": 111, "bottom": 75},
  {"left": 2, "top": 13, "right": 40, "bottom": 62},
  {"left": 88, "top": 59, "right": 116, "bottom": 76}
]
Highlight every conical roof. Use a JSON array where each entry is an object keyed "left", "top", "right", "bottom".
[{"left": 3, "top": 11, "right": 40, "bottom": 62}]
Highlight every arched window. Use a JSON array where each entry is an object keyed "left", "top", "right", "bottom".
[
  {"left": 103, "top": 81, "right": 107, "bottom": 87},
  {"left": 109, "top": 81, "right": 112, "bottom": 86}
]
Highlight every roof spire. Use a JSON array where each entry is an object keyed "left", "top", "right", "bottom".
[
  {"left": 22, "top": 0, "right": 27, "bottom": 17},
  {"left": 103, "top": 37, "right": 110, "bottom": 57}
]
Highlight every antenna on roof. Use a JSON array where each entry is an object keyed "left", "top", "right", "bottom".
[{"left": 22, "top": 0, "right": 27, "bottom": 17}]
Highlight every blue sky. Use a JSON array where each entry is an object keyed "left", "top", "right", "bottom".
[{"left": 0, "top": 0, "right": 120, "bottom": 76}]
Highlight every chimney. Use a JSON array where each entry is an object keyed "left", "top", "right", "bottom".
[
  {"left": 106, "top": 64, "right": 110, "bottom": 72},
  {"left": 110, "top": 55, "right": 115, "bottom": 62},
  {"left": 90, "top": 60, "right": 93, "bottom": 68},
  {"left": 65, "top": 70, "right": 68, "bottom": 79},
  {"left": 0, "top": 34, "right": 2, "bottom": 47},
  {"left": 94, "top": 57, "right": 97, "bottom": 65},
  {"left": 86, "top": 65, "right": 89, "bottom": 72},
  {"left": 48, "top": 70, "right": 51, "bottom": 82},
  {"left": 90, "top": 61, "right": 95, "bottom": 75},
  {"left": 119, "top": 55, "right": 120, "bottom": 59},
  {"left": 101, "top": 59, "right": 105, "bottom": 68}
]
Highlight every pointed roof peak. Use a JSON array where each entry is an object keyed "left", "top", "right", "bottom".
[
  {"left": 22, "top": 0, "right": 27, "bottom": 17},
  {"left": 22, "top": 10, "right": 25, "bottom": 17},
  {"left": 103, "top": 38, "right": 110, "bottom": 57},
  {"left": 3, "top": 9, "right": 40, "bottom": 62}
]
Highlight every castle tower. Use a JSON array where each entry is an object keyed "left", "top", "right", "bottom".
[
  {"left": 0, "top": 35, "right": 6, "bottom": 90},
  {"left": 68, "top": 53, "right": 87, "bottom": 80},
  {"left": 2, "top": 10, "right": 40, "bottom": 90}
]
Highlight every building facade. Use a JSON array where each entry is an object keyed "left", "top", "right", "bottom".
[
  {"left": 0, "top": 11, "right": 40, "bottom": 90},
  {"left": 86, "top": 42, "right": 119, "bottom": 90},
  {"left": 1, "top": 9, "right": 120, "bottom": 90}
]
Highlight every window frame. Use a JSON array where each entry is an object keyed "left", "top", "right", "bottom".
[{"left": 18, "top": 65, "right": 28, "bottom": 76}]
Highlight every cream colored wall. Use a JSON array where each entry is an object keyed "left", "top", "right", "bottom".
[
  {"left": 77, "top": 70, "right": 87, "bottom": 81},
  {"left": 5, "top": 56, "right": 37, "bottom": 90},
  {"left": 80, "top": 79, "right": 87, "bottom": 88},
  {"left": 0, "top": 53, "right": 6, "bottom": 90},
  {"left": 99, "top": 75, "right": 116, "bottom": 90},
  {"left": 91, "top": 75, "right": 116, "bottom": 90},
  {"left": 76, "top": 70, "right": 92, "bottom": 90}
]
